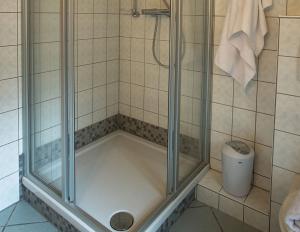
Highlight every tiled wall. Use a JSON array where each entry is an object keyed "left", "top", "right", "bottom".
[
  {"left": 271, "top": 16, "right": 300, "bottom": 232},
  {"left": 211, "top": 0, "right": 300, "bottom": 231},
  {"left": 74, "top": 0, "right": 120, "bottom": 131},
  {"left": 0, "top": 0, "right": 22, "bottom": 211},
  {"left": 119, "top": 0, "right": 205, "bottom": 140},
  {"left": 211, "top": 0, "right": 279, "bottom": 192},
  {"left": 119, "top": 0, "right": 170, "bottom": 129}
]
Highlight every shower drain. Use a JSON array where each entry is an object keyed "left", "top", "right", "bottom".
[{"left": 110, "top": 212, "right": 134, "bottom": 231}]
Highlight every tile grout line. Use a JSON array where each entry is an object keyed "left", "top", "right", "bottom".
[
  {"left": 210, "top": 207, "right": 224, "bottom": 232},
  {"left": 3, "top": 203, "right": 18, "bottom": 230}
]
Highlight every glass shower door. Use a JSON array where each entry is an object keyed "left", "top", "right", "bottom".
[
  {"left": 178, "top": 0, "right": 207, "bottom": 182},
  {"left": 26, "top": 0, "right": 64, "bottom": 194}
]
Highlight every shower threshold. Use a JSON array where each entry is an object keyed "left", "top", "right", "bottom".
[{"left": 75, "top": 130, "right": 199, "bottom": 231}]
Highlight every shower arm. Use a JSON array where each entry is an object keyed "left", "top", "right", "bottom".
[{"left": 132, "top": 0, "right": 170, "bottom": 17}]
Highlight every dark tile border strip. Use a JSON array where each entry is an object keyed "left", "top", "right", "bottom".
[
  {"left": 19, "top": 153, "right": 24, "bottom": 198},
  {"left": 117, "top": 114, "right": 168, "bottom": 147},
  {"left": 20, "top": 114, "right": 200, "bottom": 197},
  {"left": 75, "top": 114, "right": 200, "bottom": 156},
  {"left": 156, "top": 188, "right": 196, "bottom": 232},
  {"left": 75, "top": 115, "right": 119, "bottom": 150},
  {"left": 22, "top": 186, "right": 79, "bottom": 232},
  {"left": 23, "top": 184, "right": 195, "bottom": 232}
]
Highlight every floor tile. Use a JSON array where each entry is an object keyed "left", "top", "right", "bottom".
[
  {"left": 3, "top": 222, "right": 57, "bottom": 232},
  {"left": 0, "top": 205, "right": 15, "bottom": 226},
  {"left": 7, "top": 201, "right": 47, "bottom": 226},
  {"left": 170, "top": 207, "right": 222, "bottom": 232},
  {"left": 212, "top": 208, "right": 260, "bottom": 232},
  {"left": 189, "top": 201, "right": 206, "bottom": 208}
]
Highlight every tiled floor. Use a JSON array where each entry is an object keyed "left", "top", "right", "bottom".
[
  {"left": 0, "top": 201, "right": 57, "bottom": 232},
  {"left": 0, "top": 199, "right": 260, "bottom": 232},
  {"left": 170, "top": 201, "right": 261, "bottom": 232}
]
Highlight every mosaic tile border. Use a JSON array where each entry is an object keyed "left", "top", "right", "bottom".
[
  {"left": 75, "top": 115, "right": 119, "bottom": 150},
  {"left": 117, "top": 114, "right": 168, "bottom": 147},
  {"left": 23, "top": 184, "right": 195, "bottom": 232},
  {"left": 19, "top": 153, "right": 24, "bottom": 197},
  {"left": 22, "top": 186, "right": 80, "bottom": 232},
  {"left": 117, "top": 114, "right": 200, "bottom": 157},
  {"left": 34, "top": 138, "right": 62, "bottom": 169},
  {"left": 29, "top": 114, "right": 200, "bottom": 161},
  {"left": 74, "top": 113, "right": 200, "bottom": 156},
  {"left": 156, "top": 188, "right": 196, "bottom": 232}
]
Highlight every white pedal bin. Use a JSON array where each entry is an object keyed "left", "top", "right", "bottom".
[{"left": 222, "top": 141, "right": 254, "bottom": 197}]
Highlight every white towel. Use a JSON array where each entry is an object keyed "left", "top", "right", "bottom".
[
  {"left": 215, "top": 0, "right": 272, "bottom": 89},
  {"left": 280, "top": 175, "right": 300, "bottom": 232},
  {"left": 281, "top": 191, "right": 300, "bottom": 232}
]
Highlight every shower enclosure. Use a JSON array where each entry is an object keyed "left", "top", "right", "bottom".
[{"left": 22, "top": 0, "right": 213, "bottom": 231}]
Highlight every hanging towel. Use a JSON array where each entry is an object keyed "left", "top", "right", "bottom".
[
  {"left": 280, "top": 175, "right": 300, "bottom": 232},
  {"left": 215, "top": 0, "right": 272, "bottom": 89}
]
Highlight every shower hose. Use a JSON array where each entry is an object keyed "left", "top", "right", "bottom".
[{"left": 152, "top": 15, "right": 186, "bottom": 68}]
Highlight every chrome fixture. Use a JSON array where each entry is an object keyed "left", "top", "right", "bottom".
[
  {"left": 141, "top": 8, "right": 170, "bottom": 17},
  {"left": 110, "top": 212, "right": 134, "bottom": 231},
  {"left": 141, "top": 0, "right": 171, "bottom": 68},
  {"left": 132, "top": 0, "right": 140, "bottom": 17}
]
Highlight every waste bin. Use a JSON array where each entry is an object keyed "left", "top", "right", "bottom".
[{"left": 222, "top": 141, "right": 254, "bottom": 197}]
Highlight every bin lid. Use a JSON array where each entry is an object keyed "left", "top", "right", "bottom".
[{"left": 225, "top": 141, "right": 251, "bottom": 155}]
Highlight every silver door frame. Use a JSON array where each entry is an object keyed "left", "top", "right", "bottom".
[
  {"left": 167, "top": 0, "right": 213, "bottom": 194},
  {"left": 22, "top": 0, "right": 72, "bottom": 201}
]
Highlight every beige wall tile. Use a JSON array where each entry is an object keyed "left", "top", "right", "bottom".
[
  {"left": 253, "top": 174, "right": 271, "bottom": 191},
  {"left": 277, "top": 56, "right": 300, "bottom": 96},
  {"left": 196, "top": 186, "right": 219, "bottom": 209},
  {"left": 270, "top": 202, "right": 281, "bottom": 232},
  {"left": 265, "top": 18, "right": 279, "bottom": 51},
  {"left": 254, "top": 144, "right": 273, "bottom": 178},
  {"left": 256, "top": 113, "right": 274, "bottom": 147},
  {"left": 258, "top": 50, "right": 278, "bottom": 83},
  {"left": 287, "top": 0, "right": 300, "bottom": 16},
  {"left": 0, "top": 13, "right": 17, "bottom": 46},
  {"left": 234, "top": 81, "right": 257, "bottom": 111},
  {"left": 244, "top": 207, "right": 270, "bottom": 232},
  {"left": 272, "top": 166, "right": 296, "bottom": 203},
  {"left": 219, "top": 196, "right": 244, "bottom": 221},
  {"left": 210, "top": 158, "right": 222, "bottom": 172},
  {"left": 214, "top": 0, "right": 228, "bottom": 16},
  {"left": 245, "top": 187, "right": 270, "bottom": 214},
  {"left": 279, "top": 18, "right": 300, "bottom": 57},
  {"left": 257, "top": 82, "right": 276, "bottom": 115},
  {"left": 211, "top": 103, "right": 232, "bottom": 134},
  {"left": 212, "top": 74, "right": 234, "bottom": 106},
  {"left": 274, "top": 130, "right": 300, "bottom": 173},
  {"left": 232, "top": 108, "right": 256, "bottom": 141},
  {"left": 275, "top": 94, "right": 300, "bottom": 135},
  {"left": 0, "top": 0, "right": 18, "bottom": 12},
  {"left": 210, "top": 131, "right": 231, "bottom": 160}
]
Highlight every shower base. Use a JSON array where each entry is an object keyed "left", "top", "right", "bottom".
[{"left": 75, "top": 130, "right": 198, "bottom": 231}]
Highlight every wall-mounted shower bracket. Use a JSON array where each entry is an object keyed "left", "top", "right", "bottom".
[
  {"left": 132, "top": 8, "right": 140, "bottom": 17},
  {"left": 132, "top": 0, "right": 140, "bottom": 17}
]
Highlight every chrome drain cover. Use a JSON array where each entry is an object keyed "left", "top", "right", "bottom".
[{"left": 110, "top": 212, "right": 134, "bottom": 231}]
